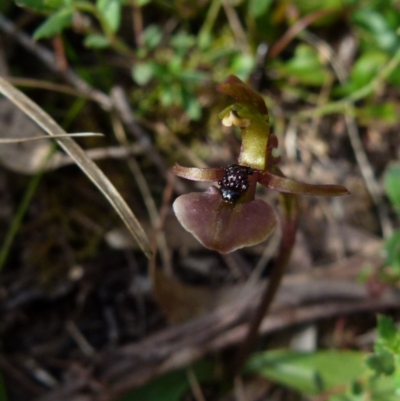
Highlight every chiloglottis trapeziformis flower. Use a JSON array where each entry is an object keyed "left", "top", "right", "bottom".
[{"left": 171, "top": 75, "right": 349, "bottom": 253}]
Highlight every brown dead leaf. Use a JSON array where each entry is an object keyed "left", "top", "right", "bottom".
[
  {"left": 150, "top": 263, "right": 257, "bottom": 324},
  {"left": 151, "top": 266, "right": 220, "bottom": 323}
]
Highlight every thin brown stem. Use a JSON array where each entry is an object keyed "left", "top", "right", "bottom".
[
  {"left": 268, "top": 9, "right": 335, "bottom": 59},
  {"left": 231, "top": 193, "right": 299, "bottom": 376},
  {"left": 0, "top": 14, "right": 112, "bottom": 110}
]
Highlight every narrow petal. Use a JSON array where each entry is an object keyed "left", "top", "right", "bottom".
[
  {"left": 173, "top": 186, "right": 278, "bottom": 253},
  {"left": 258, "top": 171, "right": 350, "bottom": 196},
  {"left": 172, "top": 164, "right": 225, "bottom": 182}
]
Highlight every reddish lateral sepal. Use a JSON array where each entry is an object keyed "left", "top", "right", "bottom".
[
  {"left": 172, "top": 164, "right": 225, "bottom": 182},
  {"left": 258, "top": 170, "right": 350, "bottom": 197}
]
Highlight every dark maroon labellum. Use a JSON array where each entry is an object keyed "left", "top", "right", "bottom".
[{"left": 218, "top": 164, "right": 253, "bottom": 203}]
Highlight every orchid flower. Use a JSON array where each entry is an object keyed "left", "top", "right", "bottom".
[{"left": 172, "top": 76, "right": 349, "bottom": 253}]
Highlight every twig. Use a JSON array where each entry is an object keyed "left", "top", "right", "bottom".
[
  {"left": 300, "top": 31, "right": 393, "bottom": 237},
  {"left": 233, "top": 376, "right": 246, "bottom": 401},
  {"left": 110, "top": 87, "right": 169, "bottom": 176},
  {"left": 21, "top": 359, "right": 58, "bottom": 389},
  {"left": 0, "top": 356, "right": 45, "bottom": 397},
  {"left": 151, "top": 121, "right": 208, "bottom": 168},
  {"left": 6, "top": 77, "right": 91, "bottom": 98},
  {"left": 66, "top": 321, "right": 96, "bottom": 358},
  {"left": 0, "top": 14, "right": 185, "bottom": 203},
  {"left": 0, "top": 76, "right": 152, "bottom": 258},
  {"left": 221, "top": 0, "right": 251, "bottom": 55},
  {"left": 105, "top": 300, "right": 394, "bottom": 400},
  {"left": 111, "top": 86, "right": 186, "bottom": 194},
  {"left": 249, "top": 228, "right": 281, "bottom": 285},
  {"left": 33, "top": 270, "right": 397, "bottom": 401},
  {"left": 46, "top": 144, "right": 143, "bottom": 170},
  {"left": 268, "top": 9, "right": 335, "bottom": 59},
  {"left": 0, "top": 14, "right": 112, "bottom": 110},
  {"left": 131, "top": 0, "right": 144, "bottom": 48},
  {"left": 52, "top": 35, "right": 68, "bottom": 71},
  {"left": 0, "top": 133, "right": 103, "bottom": 143},
  {"left": 198, "top": 0, "right": 222, "bottom": 47},
  {"left": 187, "top": 367, "right": 207, "bottom": 401},
  {"left": 110, "top": 109, "right": 172, "bottom": 274}
]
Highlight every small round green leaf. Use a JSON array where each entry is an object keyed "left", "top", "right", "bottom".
[
  {"left": 33, "top": 8, "right": 73, "bottom": 40},
  {"left": 84, "top": 34, "right": 110, "bottom": 48},
  {"left": 384, "top": 164, "right": 400, "bottom": 214},
  {"left": 142, "top": 25, "right": 162, "bottom": 49},
  {"left": 131, "top": 62, "right": 155, "bottom": 85},
  {"left": 248, "top": 0, "right": 272, "bottom": 19},
  {"left": 384, "top": 230, "right": 400, "bottom": 272},
  {"left": 96, "top": 0, "right": 121, "bottom": 33},
  {"left": 366, "top": 351, "right": 395, "bottom": 376}
]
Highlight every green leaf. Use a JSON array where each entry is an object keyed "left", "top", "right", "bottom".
[
  {"left": 384, "top": 231, "right": 400, "bottom": 272},
  {"left": 230, "top": 53, "right": 256, "bottom": 80},
  {"left": 338, "top": 51, "right": 388, "bottom": 95},
  {"left": 131, "top": 62, "right": 155, "bottom": 85},
  {"left": 33, "top": 8, "right": 73, "bottom": 39},
  {"left": 377, "top": 315, "right": 398, "bottom": 346},
  {"left": 168, "top": 56, "right": 183, "bottom": 75},
  {"left": 248, "top": 0, "right": 272, "bottom": 19},
  {"left": 357, "top": 102, "right": 397, "bottom": 125},
  {"left": 295, "top": 0, "right": 344, "bottom": 14},
  {"left": 388, "top": 65, "right": 400, "bottom": 87},
  {"left": 160, "top": 84, "right": 179, "bottom": 107},
  {"left": 84, "top": 33, "right": 110, "bottom": 48},
  {"left": 366, "top": 351, "right": 395, "bottom": 376},
  {"left": 141, "top": 24, "right": 162, "bottom": 49},
  {"left": 279, "top": 44, "right": 329, "bottom": 86},
  {"left": 293, "top": 0, "right": 344, "bottom": 26},
  {"left": 117, "top": 361, "right": 214, "bottom": 401},
  {"left": 179, "top": 70, "right": 207, "bottom": 83},
  {"left": 96, "top": 0, "right": 121, "bottom": 33},
  {"left": 351, "top": 51, "right": 388, "bottom": 87},
  {"left": 135, "top": 0, "right": 150, "bottom": 5},
  {"left": 245, "top": 350, "right": 366, "bottom": 396},
  {"left": 377, "top": 316, "right": 400, "bottom": 360},
  {"left": 15, "top": 0, "right": 65, "bottom": 12},
  {"left": 330, "top": 374, "right": 400, "bottom": 401},
  {"left": 370, "top": 316, "right": 400, "bottom": 374},
  {"left": 384, "top": 164, "right": 400, "bottom": 214},
  {"left": 367, "top": 375, "right": 400, "bottom": 401},
  {"left": 181, "top": 91, "right": 201, "bottom": 120},
  {"left": 353, "top": 8, "right": 400, "bottom": 53},
  {"left": 170, "top": 32, "right": 196, "bottom": 54}
]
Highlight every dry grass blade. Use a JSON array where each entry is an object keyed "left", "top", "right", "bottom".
[
  {"left": 0, "top": 76, "right": 152, "bottom": 258},
  {"left": 0, "top": 133, "right": 104, "bottom": 143}
]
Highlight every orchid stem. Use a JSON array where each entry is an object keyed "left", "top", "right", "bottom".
[{"left": 232, "top": 193, "right": 299, "bottom": 376}]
